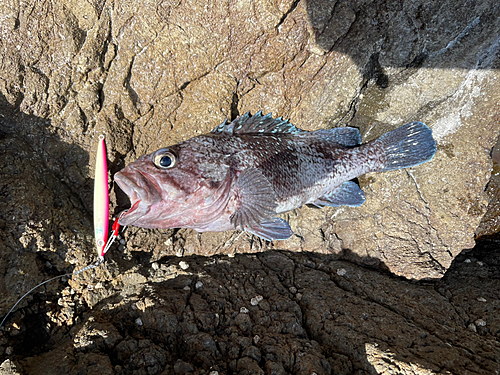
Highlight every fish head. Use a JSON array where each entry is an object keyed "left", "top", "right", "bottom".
[{"left": 114, "top": 137, "right": 229, "bottom": 228}]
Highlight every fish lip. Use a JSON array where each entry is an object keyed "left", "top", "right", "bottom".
[{"left": 114, "top": 169, "right": 161, "bottom": 226}]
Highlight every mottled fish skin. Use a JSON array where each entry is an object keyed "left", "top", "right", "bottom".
[{"left": 114, "top": 112, "right": 437, "bottom": 241}]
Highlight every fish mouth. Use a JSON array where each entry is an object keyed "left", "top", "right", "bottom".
[{"left": 114, "top": 169, "right": 162, "bottom": 226}]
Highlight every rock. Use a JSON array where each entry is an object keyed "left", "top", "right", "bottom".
[
  {"left": 11, "top": 249, "right": 500, "bottom": 374},
  {"left": 0, "top": 360, "right": 21, "bottom": 375},
  {"left": 476, "top": 137, "right": 500, "bottom": 238},
  {"left": 0, "top": 0, "right": 500, "bottom": 373},
  {"left": 173, "top": 360, "right": 194, "bottom": 375},
  {"left": 0, "top": 0, "right": 498, "bottom": 280},
  {"left": 73, "top": 319, "right": 123, "bottom": 352}
]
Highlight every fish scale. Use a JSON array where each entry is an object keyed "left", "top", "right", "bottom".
[{"left": 114, "top": 112, "right": 437, "bottom": 241}]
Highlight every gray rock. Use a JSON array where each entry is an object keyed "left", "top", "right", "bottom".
[
  {"left": 0, "top": 360, "right": 21, "bottom": 375},
  {"left": 14, "top": 249, "right": 500, "bottom": 374}
]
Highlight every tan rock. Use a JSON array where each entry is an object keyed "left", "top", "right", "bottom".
[
  {"left": 1, "top": 0, "right": 499, "bottom": 281},
  {"left": 1, "top": 6, "right": 500, "bottom": 374}
]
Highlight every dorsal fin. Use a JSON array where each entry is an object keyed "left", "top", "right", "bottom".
[
  {"left": 211, "top": 111, "right": 307, "bottom": 135},
  {"left": 306, "top": 127, "right": 361, "bottom": 146}
]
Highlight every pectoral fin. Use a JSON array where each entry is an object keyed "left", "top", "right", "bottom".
[
  {"left": 230, "top": 168, "right": 277, "bottom": 230},
  {"left": 229, "top": 168, "right": 293, "bottom": 241},
  {"left": 310, "top": 181, "right": 365, "bottom": 208}
]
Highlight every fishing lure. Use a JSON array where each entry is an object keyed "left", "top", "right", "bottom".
[
  {"left": 94, "top": 134, "right": 109, "bottom": 260},
  {"left": 94, "top": 134, "right": 121, "bottom": 259},
  {"left": 0, "top": 134, "right": 121, "bottom": 329}
]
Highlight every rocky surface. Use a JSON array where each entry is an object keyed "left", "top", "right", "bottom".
[
  {"left": 0, "top": 0, "right": 499, "bottom": 373},
  {"left": 1, "top": 0, "right": 499, "bottom": 279},
  {"left": 1, "top": 246, "right": 500, "bottom": 374},
  {"left": 476, "top": 136, "right": 500, "bottom": 239}
]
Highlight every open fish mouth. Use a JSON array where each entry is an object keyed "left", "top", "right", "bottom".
[{"left": 114, "top": 170, "right": 161, "bottom": 226}]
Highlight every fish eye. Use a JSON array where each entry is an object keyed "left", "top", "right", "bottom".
[{"left": 153, "top": 150, "right": 177, "bottom": 169}]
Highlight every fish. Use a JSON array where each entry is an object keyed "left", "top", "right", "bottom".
[{"left": 114, "top": 112, "right": 437, "bottom": 241}]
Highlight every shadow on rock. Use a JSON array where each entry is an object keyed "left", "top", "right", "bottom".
[
  {"left": 12, "top": 247, "right": 500, "bottom": 374},
  {"left": 1, "top": 1, "right": 500, "bottom": 372},
  {"left": 306, "top": 0, "right": 500, "bottom": 86},
  {"left": 0, "top": 92, "right": 98, "bottom": 355}
]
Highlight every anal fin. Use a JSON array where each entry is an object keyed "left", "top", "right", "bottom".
[
  {"left": 311, "top": 181, "right": 365, "bottom": 208},
  {"left": 246, "top": 217, "right": 293, "bottom": 241}
]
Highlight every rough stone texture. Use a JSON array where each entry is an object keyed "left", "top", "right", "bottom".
[
  {"left": 0, "top": 359, "right": 21, "bottom": 375},
  {"left": 0, "top": 0, "right": 498, "bottom": 280},
  {"left": 2, "top": 248, "right": 500, "bottom": 374},
  {"left": 476, "top": 136, "right": 500, "bottom": 238},
  {"left": 0, "top": 0, "right": 500, "bottom": 373}
]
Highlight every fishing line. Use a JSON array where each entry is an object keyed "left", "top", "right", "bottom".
[
  {"left": 0, "top": 217, "right": 125, "bottom": 330},
  {"left": 0, "top": 258, "right": 102, "bottom": 330},
  {"left": 0, "top": 135, "right": 123, "bottom": 331},
  {"left": 0, "top": 217, "right": 126, "bottom": 330}
]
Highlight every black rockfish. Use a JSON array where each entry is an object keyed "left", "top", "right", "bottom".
[{"left": 114, "top": 112, "right": 436, "bottom": 240}]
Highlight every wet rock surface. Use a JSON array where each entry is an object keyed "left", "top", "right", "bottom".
[{"left": 0, "top": 0, "right": 500, "bottom": 373}]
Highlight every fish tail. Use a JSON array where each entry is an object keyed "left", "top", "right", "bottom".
[{"left": 376, "top": 122, "right": 437, "bottom": 172}]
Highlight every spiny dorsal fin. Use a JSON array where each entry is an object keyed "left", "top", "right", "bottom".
[{"left": 211, "top": 111, "right": 307, "bottom": 135}]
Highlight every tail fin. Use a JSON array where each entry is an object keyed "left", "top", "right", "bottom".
[{"left": 376, "top": 122, "right": 437, "bottom": 172}]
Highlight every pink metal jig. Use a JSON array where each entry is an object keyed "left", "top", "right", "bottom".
[{"left": 93, "top": 134, "right": 109, "bottom": 259}]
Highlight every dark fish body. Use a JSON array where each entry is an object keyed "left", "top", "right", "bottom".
[{"left": 115, "top": 112, "right": 437, "bottom": 240}]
